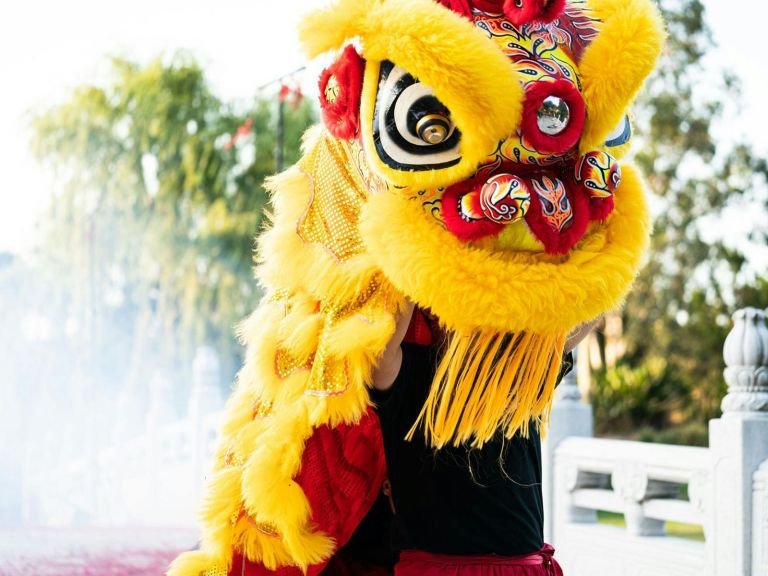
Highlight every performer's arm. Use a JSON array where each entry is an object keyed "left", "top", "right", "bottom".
[
  {"left": 565, "top": 316, "right": 601, "bottom": 352},
  {"left": 372, "top": 301, "right": 415, "bottom": 391}
]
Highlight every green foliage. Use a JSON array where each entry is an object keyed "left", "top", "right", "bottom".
[
  {"left": 592, "top": 360, "right": 682, "bottom": 433},
  {"left": 635, "top": 422, "right": 710, "bottom": 447},
  {"left": 596, "top": 0, "right": 768, "bottom": 442},
  {"left": 31, "top": 54, "right": 316, "bottom": 393}
]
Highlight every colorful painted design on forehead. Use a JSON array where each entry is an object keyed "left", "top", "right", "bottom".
[
  {"left": 461, "top": 1, "right": 599, "bottom": 61},
  {"left": 472, "top": 4, "right": 599, "bottom": 82}
]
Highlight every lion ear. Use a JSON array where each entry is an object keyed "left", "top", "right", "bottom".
[
  {"left": 317, "top": 45, "right": 366, "bottom": 141},
  {"left": 578, "top": 0, "right": 666, "bottom": 152},
  {"left": 298, "top": 0, "right": 374, "bottom": 58}
]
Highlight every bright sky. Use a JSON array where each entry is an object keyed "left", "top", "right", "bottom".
[{"left": 0, "top": 1, "right": 766, "bottom": 259}]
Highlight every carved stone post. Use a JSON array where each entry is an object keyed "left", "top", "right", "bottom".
[
  {"left": 145, "top": 373, "right": 177, "bottom": 523},
  {"left": 188, "top": 346, "right": 224, "bottom": 501},
  {"left": 709, "top": 308, "right": 768, "bottom": 576},
  {"left": 753, "top": 460, "right": 768, "bottom": 576},
  {"left": 611, "top": 466, "right": 678, "bottom": 536},
  {"left": 544, "top": 349, "right": 595, "bottom": 544}
]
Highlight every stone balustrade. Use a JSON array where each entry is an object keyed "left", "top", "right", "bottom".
[
  {"left": 22, "top": 308, "right": 768, "bottom": 576},
  {"left": 546, "top": 308, "right": 768, "bottom": 576}
]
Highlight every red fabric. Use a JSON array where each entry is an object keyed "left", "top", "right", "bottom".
[
  {"left": 296, "top": 410, "right": 387, "bottom": 546},
  {"left": 472, "top": 0, "right": 505, "bottom": 12},
  {"left": 403, "top": 308, "right": 434, "bottom": 347},
  {"left": 588, "top": 195, "right": 614, "bottom": 221},
  {"left": 441, "top": 179, "right": 506, "bottom": 242},
  {"left": 318, "top": 45, "right": 365, "bottom": 140},
  {"left": 395, "top": 545, "right": 563, "bottom": 576},
  {"left": 523, "top": 174, "right": 590, "bottom": 255},
  {"left": 436, "top": 0, "right": 474, "bottom": 18},
  {"left": 521, "top": 79, "right": 585, "bottom": 156},
  {"left": 231, "top": 409, "right": 387, "bottom": 575},
  {"left": 502, "top": 0, "right": 566, "bottom": 26},
  {"left": 321, "top": 552, "right": 393, "bottom": 576}
]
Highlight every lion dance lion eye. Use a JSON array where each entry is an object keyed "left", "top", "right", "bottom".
[
  {"left": 521, "top": 78, "right": 586, "bottom": 155},
  {"left": 372, "top": 61, "right": 462, "bottom": 171},
  {"left": 536, "top": 96, "right": 570, "bottom": 136},
  {"left": 416, "top": 113, "right": 452, "bottom": 144}
]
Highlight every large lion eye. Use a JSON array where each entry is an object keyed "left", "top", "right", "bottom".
[
  {"left": 416, "top": 113, "right": 452, "bottom": 144},
  {"left": 605, "top": 114, "right": 632, "bottom": 147},
  {"left": 537, "top": 96, "right": 570, "bottom": 136},
  {"left": 372, "top": 61, "right": 462, "bottom": 171}
]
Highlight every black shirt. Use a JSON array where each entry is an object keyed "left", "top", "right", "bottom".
[{"left": 369, "top": 342, "right": 553, "bottom": 556}]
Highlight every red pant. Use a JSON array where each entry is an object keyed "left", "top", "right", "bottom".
[{"left": 395, "top": 545, "right": 563, "bottom": 576}]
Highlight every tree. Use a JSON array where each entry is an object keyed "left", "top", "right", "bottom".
[
  {"left": 592, "top": 0, "right": 768, "bottom": 443},
  {"left": 30, "top": 54, "right": 316, "bottom": 420}
]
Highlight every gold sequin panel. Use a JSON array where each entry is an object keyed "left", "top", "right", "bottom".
[{"left": 297, "top": 134, "right": 368, "bottom": 262}]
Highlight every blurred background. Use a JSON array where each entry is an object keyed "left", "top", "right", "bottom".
[{"left": 0, "top": 0, "right": 766, "bottom": 573}]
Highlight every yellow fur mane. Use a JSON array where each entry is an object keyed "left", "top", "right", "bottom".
[{"left": 169, "top": 0, "right": 665, "bottom": 572}]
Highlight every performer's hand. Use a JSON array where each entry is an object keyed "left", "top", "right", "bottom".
[
  {"left": 372, "top": 300, "right": 416, "bottom": 391},
  {"left": 565, "top": 316, "right": 602, "bottom": 352}
]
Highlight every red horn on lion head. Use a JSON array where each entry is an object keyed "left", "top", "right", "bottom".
[{"left": 439, "top": 0, "right": 566, "bottom": 25}]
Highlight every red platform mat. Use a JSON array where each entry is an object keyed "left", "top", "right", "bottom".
[{"left": 0, "top": 526, "right": 198, "bottom": 576}]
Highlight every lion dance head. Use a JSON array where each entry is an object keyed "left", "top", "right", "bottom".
[{"left": 169, "top": 1, "right": 665, "bottom": 574}]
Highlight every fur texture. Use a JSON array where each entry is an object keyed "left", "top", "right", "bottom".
[
  {"left": 521, "top": 78, "right": 586, "bottom": 155},
  {"left": 579, "top": 0, "right": 666, "bottom": 152},
  {"left": 318, "top": 45, "right": 365, "bottom": 140},
  {"left": 359, "top": 162, "right": 651, "bottom": 335},
  {"left": 170, "top": 1, "right": 665, "bottom": 573},
  {"left": 302, "top": 0, "right": 525, "bottom": 190},
  {"left": 503, "top": 0, "right": 567, "bottom": 25},
  {"left": 169, "top": 133, "right": 404, "bottom": 575}
]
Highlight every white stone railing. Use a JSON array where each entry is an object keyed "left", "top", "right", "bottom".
[
  {"left": 544, "top": 307, "right": 768, "bottom": 576},
  {"left": 22, "top": 347, "right": 225, "bottom": 527},
  {"left": 24, "top": 310, "right": 768, "bottom": 576}
]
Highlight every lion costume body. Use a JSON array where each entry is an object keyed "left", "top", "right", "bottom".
[{"left": 169, "top": 0, "right": 665, "bottom": 574}]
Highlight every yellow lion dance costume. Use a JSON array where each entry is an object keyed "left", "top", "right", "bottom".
[{"left": 169, "top": 0, "right": 664, "bottom": 574}]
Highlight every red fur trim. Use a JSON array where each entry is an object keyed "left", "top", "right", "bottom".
[
  {"left": 230, "top": 410, "right": 386, "bottom": 576},
  {"left": 318, "top": 45, "right": 365, "bottom": 140},
  {"left": 436, "top": 0, "right": 474, "bottom": 18},
  {"left": 503, "top": 0, "right": 566, "bottom": 25},
  {"left": 403, "top": 308, "right": 433, "bottom": 346},
  {"left": 524, "top": 175, "right": 590, "bottom": 255},
  {"left": 472, "top": 0, "right": 505, "bottom": 13},
  {"left": 521, "top": 78, "right": 585, "bottom": 155},
  {"left": 589, "top": 196, "right": 615, "bottom": 221},
  {"left": 441, "top": 182, "right": 505, "bottom": 242}
]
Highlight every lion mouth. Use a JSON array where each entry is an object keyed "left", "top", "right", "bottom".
[{"left": 440, "top": 152, "right": 621, "bottom": 255}]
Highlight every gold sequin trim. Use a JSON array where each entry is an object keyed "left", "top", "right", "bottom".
[
  {"left": 244, "top": 512, "right": 281, "bottom": 538},
  {"left": 251, "top": 399, "right": 273, "bottom": 419},
  {"left": 320, "top": 276, "right": 383, "bottom": 321},
  {"left": 274, "top": 348, "right": 312, "bottom": 379},
  {"left": 306, "top": 348, "right": 349, "bottom": 397},
  {"left": 296, "top": 135, "right": 367, "bottom": 262},
  {"left": 303, "top": 276, "right": 393, "bottom": 396},
  {"left": 230, "top": 507, "right": 243, "bottom": 528},
  {"left": 224, "top": 448, "right": 244, "bottom": 468},
  {"left": 267, "top": 288, "right": 290, "bottom": 303}
]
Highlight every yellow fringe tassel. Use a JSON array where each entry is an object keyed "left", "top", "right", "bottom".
[{"left": 407, "top": 330, "right": 566, "bottom": 448}]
